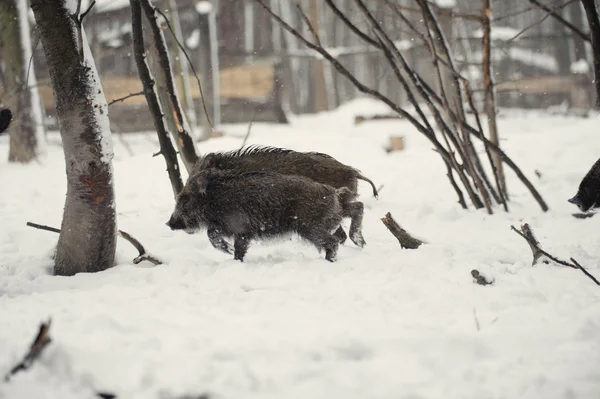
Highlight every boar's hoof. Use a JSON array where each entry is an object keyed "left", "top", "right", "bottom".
[
  {"left": 350, "top": 232, "right": 366, "bottom": 248},
  {"left": 334, "top": 227, "right": 347, "bottom": 244}
]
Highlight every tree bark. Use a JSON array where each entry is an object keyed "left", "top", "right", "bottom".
[
  {"left": 196, "top": 3, "right": 215, "bottom": 140},
  {"left": 482, "top": 0, "right": 507, "bottom": 197},
  {"left": 581, "top": 0, "right": 600, "bottom": 109},
  {"left": 309, "top": 0, "right": 328, "bottom": 113},
  {"left": 141, "top": 0, "right": 199, "bottom": 172},
  {"left": 0, "top": 0, "right": 44, "bottom": 163},
  {"left": 30, "top": 0, "right": 117, "bottom": 276}
]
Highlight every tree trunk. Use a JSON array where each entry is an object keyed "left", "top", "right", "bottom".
[
  {"left": 196, "top": 2, "right": 215, "bottom": 140},
  {"left": 0, "top": 0, "right": 44, "bottom": 163},
  {"left": 141, "top": 0, "right": 199, "bottom": 172},
  {"left": 481, "top": 0, "right": 507, "bottom": 197},
  {"left": 168, "top": 0, "right": 198, "bottom": 136},
  {"left": 309, "top": 0, "right": 328, "bottom": 113},
  {"left": 30, "top": 0, "right": 117, "bottom": 276},
  {"left": 581, "top": 0, "right": 600, "bottom": 109}
]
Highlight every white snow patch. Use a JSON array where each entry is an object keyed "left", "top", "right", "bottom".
[
  {"left": 195, "top": 1, "right": 214, "bottom": 14},
  {"left": 471, "top": 26, "right": 521, "bottom": 41},
  {"left": 186, "top": 29, "right": 200, "bottom": 50},
  {"left": 1, "top": 99, "right": 600, "bottom": 398},
  {"left": 472, "top": 47, "right": 558, "bottom": 73},
  {"left": 571, "top": 58, "right": 590, "bottom": 74},
  {"left": 432, "top": 0, "right": 456, "bottom": 7}
]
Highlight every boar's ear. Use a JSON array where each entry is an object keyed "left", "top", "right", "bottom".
[
  {"left": 568, "top": 195, "right": 582, "bottom": 206},
  {"left": 196, "top": 170, "right": 212, "bottom": 193}
]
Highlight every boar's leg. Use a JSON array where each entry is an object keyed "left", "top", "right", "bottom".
[
  {"left": 233, "top": 234, "right": 251, "bottom": 262},
  {"left": 207, "top": 228, "right": 234, "bottom": 254},
  {"left": 299, "top": 227, "right": 339, "bottom": 262},
  {"left": 347, "top": 201, "right": 366, "bottom": 248},
  {"left": 333, "top": 226, "right": 347, "bottom": 244}
]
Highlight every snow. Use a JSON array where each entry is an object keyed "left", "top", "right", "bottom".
[
  {"left": 195, "top": 1, "right": 214, "bottom": 14},
  {"left": 571, "top": 58, "right": 590, "bottom": 74},
  {"left": 471, "top": 26, "right": 521, "bottom": 41},
  {"left": 471, "top": 47, "right": 559, "bottom": 73},
  {"left": 432, "top": 0, "right": 456, "bottom": 8},
  {"left": 2, "top": 98, "right": 600, "bottom": 398},
  {"left": 186, "top": 29, "right": 200, "bottom": 49}
]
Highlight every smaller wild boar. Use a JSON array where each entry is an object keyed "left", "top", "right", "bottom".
[
  {"left": 0, "top": 108, "right": 12, "bottom": 135},
  {"left": 569, "top": 157, "right": 600, "bottom": 212},
  {"left": 166, "top": 169, "right": 354, "bottom": 262},
  {"left": 195, "top": 145, "right": 378, "bottom": 247}
]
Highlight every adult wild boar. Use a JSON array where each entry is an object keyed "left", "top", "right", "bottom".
[
  {"left": 0, "top": 108, "right": 12, "bottom": 135},
  {"left": 195, "top": 145, "right": 378, "bottom": 247},
  {"left": 569, "top": 157, "right": 600, "bottom": 212},
  {"left": 166, "top": 169, "right": 354, "bottom": 262}
]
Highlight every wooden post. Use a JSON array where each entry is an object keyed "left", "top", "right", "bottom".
[{"left": 309, "top": 0, "right": 327, "bottom": 113}]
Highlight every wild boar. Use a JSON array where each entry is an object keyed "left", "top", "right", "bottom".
[
  {"left": 0, "top": 108, "right": 12, "bottom": 135},
  {"left": 166, "top": 169, "right": 355, "bottom": 262},
  {"left": 569, "top": 157, "right": 600, "bottom": 212},
  {"left": 195, "top": 145, "right": 377, "bottom": 247}
]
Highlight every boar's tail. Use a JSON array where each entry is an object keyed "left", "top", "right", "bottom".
[{"left": 356, "top": 173, "right": 379, "bottom": 199}]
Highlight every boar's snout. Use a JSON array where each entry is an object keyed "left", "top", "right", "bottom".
[
  {"left": 166, "top": 215, "right": 185, "bottom": 230},
  {"left": 568, "top": 194, "right": 589, "bottom": 212}
]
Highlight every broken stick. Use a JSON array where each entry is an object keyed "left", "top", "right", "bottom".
[
  {"left": 380, "top": 212, "right": 425, "bottom": 249},
  {"left": 5, "top": 319, "right": 52, "bottom": 382},
  {"left": 26, "top": 222, "right": 162, "bottom": 266}
]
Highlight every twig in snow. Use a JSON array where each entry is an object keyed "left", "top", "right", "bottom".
[
  {"left": 472, "top": 308, "right": 481, "bottom": 331},
  {"left": 570, "top": 258, "right": 600, "bottom": 286},
  {"left": 471, "top": 269, "right": 493, "bottom": 286},
  {"left": 512, "top": 223, "right": 600, "bottom": 287},
  {"left": 380, "top": 212, "right": 425, "bottom": 249},
  {"left": 108, "top": 91, "right": 144, "bottom": 107},
  {"left": 4, "top": 319, "right": 52, "bottom": 382},
  {"left": 117, "top": 230, "right": 162, "bottom": 265},
  {"left": 26, "top": 221, "right": 163, "bottom": 266}
]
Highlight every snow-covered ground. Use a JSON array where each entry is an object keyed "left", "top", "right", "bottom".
[{"left": 1, "top": 99, "right": 600, "bottom": 399}]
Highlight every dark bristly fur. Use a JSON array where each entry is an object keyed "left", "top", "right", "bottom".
[
  {"left": 195, "top": 145, "right": 377, "bottom": 247},
  {"left": 0, "top": 109, "right": 12, "bottom": 135},
  {"left": 166, "top": 169, "right": 353, "bottom": 262},
  {"left": 569, "top": 157, "right": 600, "bottom": 212}
]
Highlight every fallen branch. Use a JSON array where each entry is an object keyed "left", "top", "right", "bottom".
[
  {"left": 380, "top": 212, "right": 425, "bottom": 249},
  {"left": 240, "top": 106, "right": 259, "bottom": 148},
  {"left": 572, "top": 212, "right": 596, "bottom": 219},
  {"left": 471, "top": 269, "right": 493, "bottom": 286},
  {"left": 108, "top": 91, "right": 144, "bottom": 107},
  {"left": 4, "top": 319, "right": 52, "bottom": 382},
  {"left": 117, "top": 230, "right": 162, "bottom": 265},
  {"left": 26, "top": 222, "right": 163, "bottom": 266},
  {"left": 511, "top": 223, "right": 600, "bottom": 287}
]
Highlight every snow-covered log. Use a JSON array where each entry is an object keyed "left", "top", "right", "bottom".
[{"left": 30, "top": 0, "right": 117, "bottom": 276}]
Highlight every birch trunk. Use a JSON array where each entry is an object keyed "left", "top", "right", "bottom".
[{"left": 30, "top": 0, "right": 117, "bottom": 276}]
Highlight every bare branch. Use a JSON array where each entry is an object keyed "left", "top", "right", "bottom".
[
  {"left": 295, "top": 4, "right": 321, "bottom": 46},
  {"left": 570, "top": 258, "right": 600, "bottom": 286},
  {"left": 80, "top": 0, "right": 96, "bottom": 22},
  {"left": 117, "top": 230, "right": 162, "bottom": 265},
  {"left": 241, "top": 106, "right": 259, "bottom": 148},
  {"left": 108, "top": 91, "right": 144, "bottom": 107},
  {"left": 27, "top": 221, "right": 163, "bottom": 266},
  {"left": 528, "top": 0, "right": 589, "bottom": 42},
  {"left": 380, "top": 212, "right": 425, "bottom": 249},
  {"left": 512, "top": 223, "right": 600, "bottom": 287}
]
